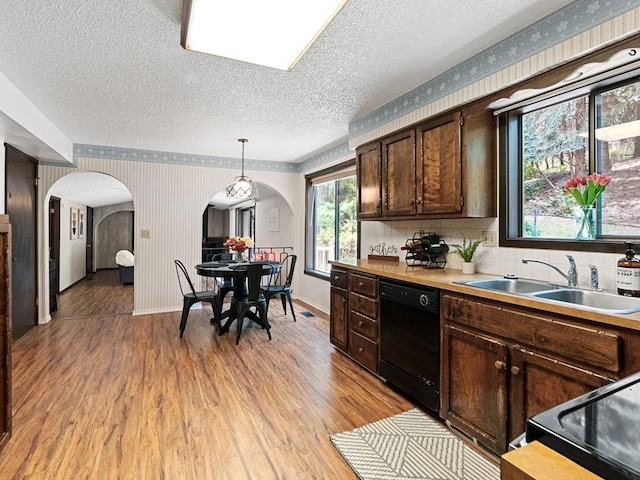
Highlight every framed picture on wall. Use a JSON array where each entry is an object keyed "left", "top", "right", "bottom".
[
  {"left": 70, "top": 208, "right": 78, "bottom": 239},
  {"left": 78, "top": 209, "right": 85, "bottom": 239},
  {"left": 267, "top": 208, "right": 279, "bottom": 232}
]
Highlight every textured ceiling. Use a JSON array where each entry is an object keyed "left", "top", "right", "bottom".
[{"left": 0, "top": 0, "right": 576, "bottom": 164}]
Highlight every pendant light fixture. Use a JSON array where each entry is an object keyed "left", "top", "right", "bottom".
[{"left": 226, "top": 138, "right": 258, "bottom": 200}]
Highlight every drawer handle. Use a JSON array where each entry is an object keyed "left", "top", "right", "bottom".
[
  {"left": 358, "top": 347, "right": 364, "bottom": 353},
  {"left": 359, "top": 281, "right": 364, "bottom": 287},
  {"left": 511, "top": 366, "right": 521, "bottom": 376},
  {"left": 334, "top": 275, "right": 339, "bottom": 280},
  {"left": 358, "top": 321, "right": 365, "bottom": 327},
  {"left": 494, "top": 360, "right": 506, "bottom": 370}
]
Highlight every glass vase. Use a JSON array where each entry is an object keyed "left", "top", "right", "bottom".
[
  {"left": 236, "top": 251, "right": 245, "bottom": 262},
  {"left": 574, "top": 205, "right": 595, "bottom": 240}
]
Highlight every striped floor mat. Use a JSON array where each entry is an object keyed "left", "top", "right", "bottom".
[{"left": 330, "top": 409, "right": 500, "bottom": 480}]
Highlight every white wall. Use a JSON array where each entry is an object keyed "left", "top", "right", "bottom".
[
  {"left": 58, "top": 199, "right": 87, "bottom": 290},
  {"left": 38, "top": 158, "right": 299, "bottom": 319},
  {"left": 360, "top": 218, "right": 621, "bottom": 292},
  {"left": 254, "top": 194, "right": 294, "bottom": 249}
]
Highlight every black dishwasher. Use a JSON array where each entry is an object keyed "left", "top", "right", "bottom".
[{"left": 379, "top": 279, "right": 440, "bottom": 412}]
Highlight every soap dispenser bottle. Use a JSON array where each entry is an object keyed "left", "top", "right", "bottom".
[{"left": 617, "top": 242, "right": 640, "bottom": 297}]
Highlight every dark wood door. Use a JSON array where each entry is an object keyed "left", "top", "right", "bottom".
[
  {"left": 48, "top": 196, "right": 60, "bottom": 313},
  {"left": 0, "top": 216, "right": 11, "bottom": 451},
  {"left": 508, "top": 347, "right": 613, "bottom": 445},
  {"left": 416, "top": 112, "right": 462, "bottom": 214},
  {"left": 382, "top": 129, "right": 416, "bottom": 216},
  {"left": 86, "top": 206, "right": 94, "bottom": 275},
  {"left": 441, "top": 324, "right": 508, "bottom": 454},
  {"left": 5, "top": 145, "right": 37, "bottom": 339},
  {"left": 356, "top": 143, "right": 382, "bottom": 218}
]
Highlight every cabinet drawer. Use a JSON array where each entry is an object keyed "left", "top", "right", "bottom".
[
  {"left": 349, "top": 331, "right": 378, "bottom": 372},
  {"left": 330, "top": 268, "right": 348, "bottom": 288},
  {"left": 443, "top": 293, "right": 622, "bottom": 374},
  {"left": 350, "top": 310, "right": 378, "bottom": 340},
  {"left": 349, "top": 291, "right": 378, "bottom": 318},
  {"left": 349, "top": 272, "right": 378, "bottom": 297}
]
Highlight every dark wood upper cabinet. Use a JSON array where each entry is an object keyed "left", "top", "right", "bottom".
[
  {"left": 356, "top": 104, "right": 496, "bottom": 220},
  {"left": 356, "top": 143, "right": 382, "bottom": 218},
  {"left": 416, "top": 112, "right": 462, "bottom": 215},
  {"left": 382, "top": 129, "right": 416, "bottom": 216}
]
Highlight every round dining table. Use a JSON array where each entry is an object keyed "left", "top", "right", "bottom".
[{"left": 195, "top": 260, "right": 280, "bottom": 334}]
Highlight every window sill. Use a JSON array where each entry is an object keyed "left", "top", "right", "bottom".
[{"left": 501, "top": 237, "right": 628, "bottom": 254}]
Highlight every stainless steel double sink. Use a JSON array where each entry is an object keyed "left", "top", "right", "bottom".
[{"left": 456, "top": 277, "right": 640, "bottom": 315}]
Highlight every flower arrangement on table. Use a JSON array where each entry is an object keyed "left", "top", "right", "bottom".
[
  {"left": 563, "top": 173, "right": 610, "bottom": 239},
  {"left": 223, "top": 236, "right": 254, "bottom": 262}
]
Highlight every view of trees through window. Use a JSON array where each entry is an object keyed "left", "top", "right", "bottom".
[
  {"left": 312, "top": 175, "right": 357, "bottom": 273},
  {"left": 522, "top": 79, "right": 640, "bottom": 238}
]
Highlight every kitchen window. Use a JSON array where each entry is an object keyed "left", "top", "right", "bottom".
[
  {"left": 305, "top": 160, "right": 357, "bottom": 277},
  {"left": 499, "top": 67, "right": 640, "bottom": 252}
]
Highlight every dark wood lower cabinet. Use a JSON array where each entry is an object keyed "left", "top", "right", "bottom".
[
  {"left": 329, "top": 287, "right": 348, "bottom": 351},
  {"left": 329, "top": 267, "right": 348, "bottom": 351},
  {"left": 441, "top": 324, "right": 508, "bottom": 454},
  {"left": 508, "top": 346, "right": 611, "bottom": 445},
  {"left": 0, "top": 215, "right": 12, "bottom": 451},
  {"left": 329, "top": 266, "right": 380, "bottom": 374},
  {"left": 441, "top": 293, "right": 619, "bottom": 455}
]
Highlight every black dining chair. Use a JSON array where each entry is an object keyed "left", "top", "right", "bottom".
[
  {"left": 263, "top": 254, "right": 297, "bottom": 322},
  {"left": 211, "top": 252, "right": 235, "bottom": 318},
  {"left": 229, "top": 262, "right": 275, "bottom": 344},
  {"left": 174, "top": 259, "right": 219, "bottom": 338}
]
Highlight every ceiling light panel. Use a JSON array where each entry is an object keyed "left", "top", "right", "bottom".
[{"left": 182, "top": 0, "right": 348, "bottom": 71}]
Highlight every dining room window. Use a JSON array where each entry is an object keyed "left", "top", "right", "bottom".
[
  {"left": 305, "top": 160, "right": 357, "bottom": 277},
  {"left": 499, "top": 67, "right": 640, "bottom": 251}
]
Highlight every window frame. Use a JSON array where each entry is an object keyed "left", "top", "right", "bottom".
[
  {"left": 304, "top": 159, "right": 358, "bottom": 280},
  {"left": 499, "top": 66, "right": 640, "bottom": 253}
]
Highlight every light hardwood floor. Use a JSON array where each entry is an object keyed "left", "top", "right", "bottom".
[{"left": 0, "top": 269, "right": 416, "bottom": 479}]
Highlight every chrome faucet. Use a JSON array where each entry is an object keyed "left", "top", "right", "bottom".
[
  {"left": 589, "top": 265, "right": 602, "bottom": 291},
  {"left": 522, "top": 255, "right": 578, "bottom": 288}
]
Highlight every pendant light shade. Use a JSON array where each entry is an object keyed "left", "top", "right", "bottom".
[{"left": 226, "top": 138, "right": 258, "bottom": 200}]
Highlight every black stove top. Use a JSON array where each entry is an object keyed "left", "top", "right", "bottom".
[{"left": 526, "top": 371, "right": 640, "bottom": 480}]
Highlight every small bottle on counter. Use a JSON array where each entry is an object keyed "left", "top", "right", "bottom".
[{"left": 617, "top": 242, "right": 640, "bottom": 297}]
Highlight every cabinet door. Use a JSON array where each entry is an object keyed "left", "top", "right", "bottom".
[
  {"left": 441, "top": 324, "right": 508, "bottom": 454},
  {"left": 382, "top": 129, "right": 416, "bottom": 216},
  {"left": 329, "top": 286, "right": 348, "bottom": 352},
  {"left": 416, "top": 112, "right": 462, "bottom": 214},
  {"left": 508, "top": 347, "right": 613, "bottom": 445},
  {"left": 356, "top": 143, "right": 382, "bottom": 218}
]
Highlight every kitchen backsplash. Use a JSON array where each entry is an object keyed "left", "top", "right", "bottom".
[{"left": 361, "top": 218, "right": 620, "bottom": 292}]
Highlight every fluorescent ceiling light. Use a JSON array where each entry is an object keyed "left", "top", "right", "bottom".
[{"left": 181, "top": 0, "right": 348, "bottom": 71}]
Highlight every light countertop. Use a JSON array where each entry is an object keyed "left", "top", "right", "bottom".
[{"left": 329, "top": 259, "right": 640, "bottom": 331}]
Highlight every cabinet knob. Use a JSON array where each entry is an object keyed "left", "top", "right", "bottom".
[
  {"left": 416, "top": 198, "right": 422, "bottom": 204},
  {"left": 494, "top": 360, "right": 506, "bottom": 370},
  {"left": 358, "top": 321, "right": 365, "bottom": 327},
  {"left": 358, "top": 281, "right": 364, "bottom": 287},
  {"left": 358, "top": 347, "right": 364, "bottom": 353},
  {"left": 511, "top": 366, "right": 521, "bottom": 376},
  {"left": 334, "top": 275, "right": 339, "bottom": 281}
]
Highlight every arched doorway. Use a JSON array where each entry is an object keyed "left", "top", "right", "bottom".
[
  {"left": 202, "top": 181, "right": 295, "bottom": 261},
  {"left": 47, "top": 172, "right": 134, "bottom": 317}
]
